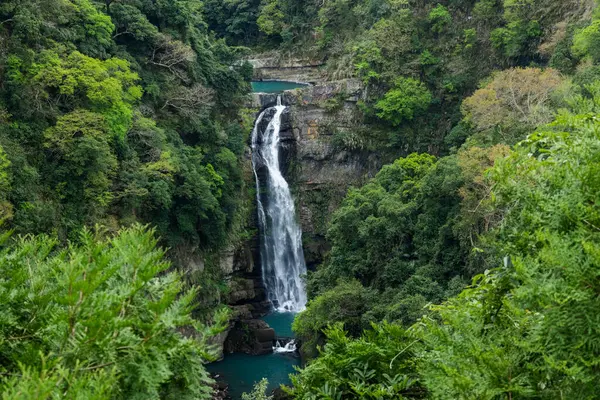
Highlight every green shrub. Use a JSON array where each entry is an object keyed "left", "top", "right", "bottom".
[
  {"left": 0, "top": 225, "right": 229, "bottom": 399},
  {"left": 375, "top": 78, "right": 432, "bottom": 126},
  {"left": 428, "top": 4, "right": 451, "bottom": 34},
  {"left": 289, "top": 323, "right": 423, "bottom": 399}
]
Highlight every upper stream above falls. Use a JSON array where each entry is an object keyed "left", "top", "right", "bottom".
[{"left": 251, "top": 80, "right": 309, "bottom": 93}]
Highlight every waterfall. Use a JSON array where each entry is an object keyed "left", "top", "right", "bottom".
[
  {"left": 273, "top": 339, "right": 298, "bottom": 354},
  {"left": 251, "top": 95, "right": 307, "bottom": 313}
]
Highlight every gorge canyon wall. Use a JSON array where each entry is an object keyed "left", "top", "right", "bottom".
[{"left": 215, "top": 58, "right": 384, "bottom": 357}]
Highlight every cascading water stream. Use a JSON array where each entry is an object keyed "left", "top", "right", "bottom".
[
  {"left": 251, "top": 96, "right": 308, "bottom": 313},
  {"left": 273, "top": 339, "right": 298, "bottom": 354},
  {"left": 206, "top": 92, "right": 305, "bottom": 399}
]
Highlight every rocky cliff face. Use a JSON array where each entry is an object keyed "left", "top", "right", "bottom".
[
  {"left": 218, "top": 239, "right": 278, "bottom": 357},
  {"left": 211, "top": 195, "right": 274, "bottom": 359},
  {"left": 225, "top": 78, "right": 384, "bottom": 298},
  {"left": 212, "top": 65, "right": 384, "bottom": 357},
  {"left": 283, "top": 80, "right": 382, "bottom": 267}
]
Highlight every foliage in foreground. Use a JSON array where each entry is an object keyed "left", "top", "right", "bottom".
[
  {"left": 242, "top": 378, "right": 274, "bottom": 400},
  {"left": 289, "top": 323, "right": 422, "bottom": 400},
  {"left": 415, "top": 86, "right": 600, "bottom": 399},
  {"left": 292, "top": 84, "right": 600, "bottom": 400},
  {"left": 0, "top": 225, "right": 228, "bottom": 399}
]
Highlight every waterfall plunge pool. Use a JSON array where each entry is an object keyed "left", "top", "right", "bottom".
[
  {"left": 207, "top": 352, "right": 300, "bottom": 399},
  {"left": 207, "top": 312, "right": 300, "bottom": 399},
  {"left": 251, "top": 80, "right": 308, "bottom": 93}
]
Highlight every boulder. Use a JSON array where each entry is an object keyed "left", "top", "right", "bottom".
[
  {"left": 219, "top": 246, "right": 235, "bottom": 275},
  {"left": 210, "top": 379, "right": 229, "bottom": 400},
  {"left": 233, "top": 244, "right": 255, "bottom": 274},
  {"left": 259, "top": 93, "right": 279, "bottom": 108},
  {"left": 208, "top": 328, "right": 231, "bottom": 362},
  {"left": 230, "top": 304, "right": 253, "bottom": 320},
  {"left": 224, "top": 319, "right": 276, "bottom": 356},
  {"left": 227, "top": 278, "right": 256, "bottom": 305}
]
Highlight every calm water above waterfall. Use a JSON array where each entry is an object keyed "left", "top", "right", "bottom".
[{"left": 251, "top": 80, "right": 308, "bottom": 93}]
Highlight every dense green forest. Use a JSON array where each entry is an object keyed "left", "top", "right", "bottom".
[
  {"left": 279, "top": 0, "right": 600, "bottom": 398},
  {"left": 206, "top": 0, "right": 589, "bottom": 155},
  {"left": 0, "top": 0, "right": 252, "bottom": 248},
  {"left": 2, "top": 0, "right": 600, "bottom": 398},
  {"left": 0, "top": 0, "right": 251, "bottom": 397}
]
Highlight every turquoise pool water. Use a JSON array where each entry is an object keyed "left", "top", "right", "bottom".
[
  {"left": 262, "top": 312, "right": 296, "bottom": 338},
  {"left": 207, "top": 352, "right": 300, "bottom": 399},
  {"left": 207, "top": 312, "right": 300, "bottom": 399},
  {"left": 251, "top": 80, "right": 308, "bottom": 93}
]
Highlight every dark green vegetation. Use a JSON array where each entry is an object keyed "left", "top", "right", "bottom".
[
  {"left": 3, "top": 0, "right": 600, "bottom": 399},
  {"left": 0, "top": 0, "right": 253, "bottom": 397},
  {"left": 291, "top": 323, "right": 422, "bottom": 399},
  {"left": 0, "top": 225, "right": 228, "bottom": 399},
  {"left": 293, "top": 89, "right": 600, "bottom": 397},
  {"left": 282, "top": 1, "right": 600, "bottom": 399},
  {"left": 205, "top": 0, "right": 591, "bottom": 155},
  {"left": 0, "top": 0, "right": 252, "bottom": 248}
]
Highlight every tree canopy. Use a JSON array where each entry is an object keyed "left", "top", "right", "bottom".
[
  {"left": 0, "top": 2, "right": 252, "bottom": 395},
  {"left": 289, "top": 2, "right": 600, "bottom": 398},
  {"left": 0, "top": 0, "right": 253, "bottom": 248},
  {"left": 3, "top": 0, "right": 600, "bottom": 398}
]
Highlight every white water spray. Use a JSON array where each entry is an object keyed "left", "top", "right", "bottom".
[
  {"left": 251, "top": 96, "right": 307, "bottom": 313},
  {"left": 273, "top": 339, "right": 298, "bottom": 354}
]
